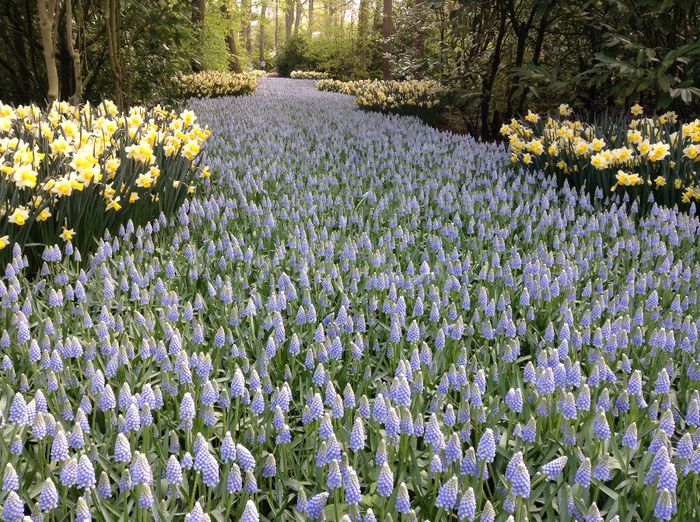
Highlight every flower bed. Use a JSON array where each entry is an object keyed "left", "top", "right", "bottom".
[
  {"left": 502, "top": 105, "right": 700, "bottom": 209},
  {"left": 290, "top": 71, "right": 330, "bottom": 80},
  {"left": 0, "top": 99, "right": 209, "bottom": 260},
  {"left": 0, "top": 79, "right": 699, "bottom": 522},
  {"left": 177, "top": 71, "right": 260, "bottom": 99},
  {"left": 317, "top": 79, "right": 444, "bottom": 123}
]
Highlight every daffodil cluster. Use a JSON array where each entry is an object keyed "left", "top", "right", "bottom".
[
  {"left": 0, "top": 99, "right": 209, "bottom": 258},
  {"left": 317, "top": 79, "right": 444, "bottom": 122},
  {"left": 315, "top": 79, "right": 373, "bottom": 96},
  {"left": 502, "top": 104, "right": 700, "bottom": 208},
  {"left": 177, "top": 72, "right": 260, "bottom": 99},
  {"left": 290, "top": 71, "right": 330, "bottom": 80}
]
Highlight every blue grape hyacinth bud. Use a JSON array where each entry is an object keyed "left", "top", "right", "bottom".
[
  {"left": 654, "top": 489, "right": 673, "bottom": 521},
  {"left": 377, "top": 463, "right": 394, "bottom": 497},
  {"left": 1, "top": 491, "right": 24, "bottom": 522},
  {"left": 306, "top": 492, "right": 329, "bottom": 520},
  {"left": 76, "top": 454, "right": 96, "bottom": 489},
  {"left": 396, "top": 482, "right": 410, "bottom": 513},
  {"left": 541, "top": 456, "right": 568, "bottom": 481},
  {"left": 436, "top": 475, "right": 458, "bottom": 510},
  {"left": 39, "top": 478, "right": 59, "bottom": 512},
  {"left": 511, "top": 462, "right": 531, "bottom": 498},
  {"left": 165, "top": 455, "right": 183, "bottom": 486},
  {"left": 2, "top": 464, "right": 18, "bottom": 492},
  {"left": 241, "top": 500, "right": 259, "bottom": 522},
  {"left": 477, "top": 429, "right": 496, "bottom": 463}
]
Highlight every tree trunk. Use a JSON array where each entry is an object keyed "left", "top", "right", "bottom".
[
  {"left": 382, "top": 0, "right": 391, "bottom": 80},
  {"left": 36, "top": 0, "right": 59, "bottom": 105},
  {"left": 226, "top": 34, "right": 243, "bottom": 72},
  {"left": 275, "top": 0, "right": 279, "bottom": 49},
  {"left": 480, "top": 6, "right": 507, "bottom": 139},
  {"left": 65, "top": 0, "right": 82, "bottom": 101},
  {"left": 514, "top": 4, "right": 552, "bottom": 113},
  {"left": 414, "top": 0, "right": 425, "bottom": 61},
  {"left": 191, "top": 0, "right": 205, "bottom": 71},
  {"left": 259, "top": 1, "right": 267, "bottom": 62},
  {"left": 242, "top": 0, "right": 252, "bottom": 54},
  {"left": 105, "top": 0, "right": 123, "bottom": 108},
  {"left": 294, "top": 0, "right": 301, "bottom": 35},
  {"left": 221, "top": 2, "right": 243, "bottom": 73},
  {"left": 285, "top": 0, "right": 294, "bottom": 39},
  {"left": 192, "top": 0, "right": 205, "bottom": 26},
  {"left": 372, "top": 0, "right": 381, "bottom": 32},
  {"left": 504, "top": 1, "right": 537, "bottom": 119},
  {"left": 357, "top": 0, "right": 368, "bottom": 36},
  {"left": 308, "top": 0, "right": 313, "bottom": 33}
]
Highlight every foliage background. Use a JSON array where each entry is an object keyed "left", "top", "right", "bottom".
[{"left": 0, "top": 0, "right": 698, "bottom": 137}]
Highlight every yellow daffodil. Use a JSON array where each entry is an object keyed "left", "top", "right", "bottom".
[
  {"left": 59, "top": 227, "right": 75, "bottom": 242},
  {"left": 630, "top": 104, "right": 643, "bottom": 116},
  {"left": 136, "top": 173, "right": 154, "bottom": 188},
  {"left": 107, "top": 197, "right": 122, "bottom": 211},
  {"left": 647, "top": 142, "right": 671, "bottom": 162},
  {"left": 574, "top": 140, "right": 590, "bottom": 156},
  {"left": 125, "top": 141, "right": 155, "bottom": 164},
  {"left": 684, "top": 144, "right": 699, "bottom": 160},
  {"left": 0, "top": 236, "right": 9, "bottom": 250},
  {"left": 37, "top": 208, "right": 52, "bottom": 221},
  {"left": 558, "top": 104, "right": 572, "bottom": 117},
  {"left": 591, "top": 153, "right": 608, "bottom": 170},
  {"left": 590, "top": 138, "right": 606, "bottom": 152},
  {"left": 615, "top": 170, "right": 643, "bottom": 187},
  {"left": 182, "top": 140, "right": 201, "bottom": 160},
  {"left": 525, "top": 110, "right": 540, "bottom": 123},
  {"left": 51, "top": 177, "right": 74, "bottom": 197},
  {"left": 8, "top": 206, "right": 30, "bottom": 226},
  {"left": 12, "top": 164, "right": 37, "bottom": 189}
]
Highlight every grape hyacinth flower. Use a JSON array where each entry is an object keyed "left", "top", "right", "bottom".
[{"left": 436, "top": 476, "right": 459, "bottom": 510}]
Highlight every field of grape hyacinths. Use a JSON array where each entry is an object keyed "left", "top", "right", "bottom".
[{"left": 1, "top": 77, "right": 700, "bottom": 522}]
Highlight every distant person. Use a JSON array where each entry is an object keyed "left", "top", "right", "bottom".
[{"left": 259, "top": 59, "right": 266, "bottom": 71}]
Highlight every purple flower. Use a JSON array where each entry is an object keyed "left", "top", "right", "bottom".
[
  {"left": 576, "top": 458, "right": 592, "bottom": 487},
  {"left": 654, "top": 489, "right": 673, "bottom": 521},
  {"left": 2, "top": 464, "right": 18, "bottom": 492},
  {"left": 76, "top": 454, "right": 96, "bottom": 489},
  {"left": 39, "top": 478, "right": 59, "bottom": 512},
  {"left": 236, "top": 444, "right": 256, "bottom": 471},
  {"left": 436, "top": 475, "right": 458, "bottom": 510},
  {"left": 2, "top": 491, "right": 24, "bottom": 522},
  {"left": 227, "top": 464, "right": 242, "bottom": 493},
  {"left": 541, "top": 456, "right": 567, "bottom": 480},
  {"left": 263, "top": 454, "right": 277, "bottom": 478},
  {"left": 306, "top": 492, "right": 329, "bottom": 520},
  {"left": 130, "top": 452, "right": 153, "bottom": 485},
  {"left": 241, "top": 500, "right": 259, "bottom": 522},
  {"left": 458, "top": 487, "right": 476, "bottom": 521},
  {"left": 377, "top": 463, "right": 394, "bottom": 497},
  {"left": 511, "top": 463, "right": 530, "bottom": 498},
  {"left": 344, "top": 467, "right": 362, "bottom": 505},
  {"left": 476, "top": 429, "right": 496, "bottom": 463},
  {"left": 396, "top": 482, "right": 411, "bottom": 513}
]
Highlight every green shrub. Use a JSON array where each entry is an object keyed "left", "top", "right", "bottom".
[{"left": 275, "top": 37, "right": 311, "bottom": 77}]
